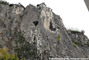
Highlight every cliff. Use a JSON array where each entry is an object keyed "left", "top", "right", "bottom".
[{"left": 0, "top": 1, "right": 89, "bottom": 60}]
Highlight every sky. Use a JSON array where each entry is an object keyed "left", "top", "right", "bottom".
[{"left": 6, "top": 0, "right": 89, "bottom": 38}]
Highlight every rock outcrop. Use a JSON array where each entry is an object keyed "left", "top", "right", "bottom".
[{"left": 0, "top": 2, "right": 89, "bottom": 60}]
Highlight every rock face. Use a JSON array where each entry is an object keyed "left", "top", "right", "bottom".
[
  {"left": 0, "top": 2, "right": 89, "bottom": 60},
  {"left": 84, "top": 0, "right": 89, "bottom": 11}
]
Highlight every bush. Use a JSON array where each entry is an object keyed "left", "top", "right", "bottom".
[
  {"left": 0, "top": 0, "right": 9, "bottom": 5},
  {"left": 0, "top": 48, "right": 23, "bottom": 60},
  {"left": 73, "top": 44, "right": 77, "bottom": 47},
  {"left": 57, "top": 35, "right": 61, "bottom": 41},
  {"left": 67, "top": 29, "right": 80, "bottom": 34},
  {"left": 73, "top": 41, "right": 79, "bottom": 44}
]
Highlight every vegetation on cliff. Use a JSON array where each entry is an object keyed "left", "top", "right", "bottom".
[{"left": 0, "top": 0, "right": 9, "bottom": 5}]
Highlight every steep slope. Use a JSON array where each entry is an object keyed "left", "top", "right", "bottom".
[
  {"left": 0, "top": 2, "right": 89, "bottom": 60},
  {"left": 67, "top": 30, "right": 89, "bottom": 57}
]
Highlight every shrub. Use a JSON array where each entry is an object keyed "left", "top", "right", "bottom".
[
  {"left": 57, "top": 35, "right": 61, "bottom": 42},
  {"left": 73, "top": 44, "right": 77, "bottom": 47},
  {"left": 0, "top": 0, "right": 9, "bottom": 5},
  {"left": 57, "top": 35, "right": 61, "bottom": 44},
  {"left": 0, "top": 48, "right": 23, "bottom": 60},
  {"left": 67, "top": 29, "right": 80, "bottom": 34},
  {"left": 73, "top": 41, "right": 79, "bottom": 44}
]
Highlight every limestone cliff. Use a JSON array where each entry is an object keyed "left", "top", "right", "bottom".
[{"left": 0, "top": 2, "right": 89, "bottom": 60}]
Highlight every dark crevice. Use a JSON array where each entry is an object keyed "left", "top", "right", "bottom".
[
  {"left": 9, "top": 4, "right": 14, "bottom": 7},
  {"left": 34, "top": 36, "right": 36, "bottom": 41},
  {"left": 37, "top": 4, "right": 40, "bottom": 7},
  {"left": 33, "top": 21, "right": 38, "bottom": 26},
  {"left": 49, "top": 21, "right": 56, "bottom": 31}
]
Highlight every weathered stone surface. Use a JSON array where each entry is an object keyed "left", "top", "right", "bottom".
[{"left": 0, "top": 2, "right": 89, "bottom": 60}]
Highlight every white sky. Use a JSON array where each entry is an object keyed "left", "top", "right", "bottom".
[{"left": 6, "top": 0, "right": 89, "bottom": 38}]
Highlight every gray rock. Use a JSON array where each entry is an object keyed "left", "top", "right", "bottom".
[{"left": 0, "top": 2, "right": 89, "bottom": 60}]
